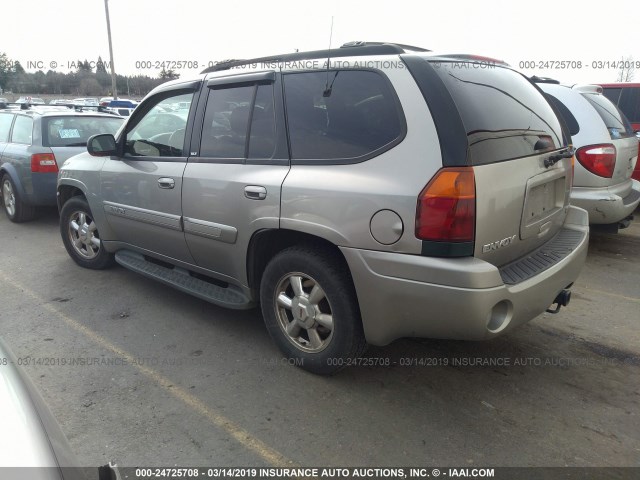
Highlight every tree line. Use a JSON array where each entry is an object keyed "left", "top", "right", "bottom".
[{"left": 0, "top": 52, "right": 180, "bottom": 98}]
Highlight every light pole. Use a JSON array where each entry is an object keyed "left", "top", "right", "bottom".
[{"left": 103, "top": 0, "right": 118, "bottom": 99}]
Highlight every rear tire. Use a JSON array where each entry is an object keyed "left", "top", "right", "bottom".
[
  {"left": 60, "top": 196, "right": 114, "bottom": 269},
  {"left": 260, "top": 245, "right": 367, "bottom": 375},
  {"left": 1, "top": 174, "right": 36, "bottom": 223}
]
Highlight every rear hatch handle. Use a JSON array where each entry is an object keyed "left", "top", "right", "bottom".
[{"left": 544, "top": 147, "right": 575, "bottom": 168}]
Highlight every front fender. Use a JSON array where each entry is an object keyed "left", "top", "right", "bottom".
[{"left": 57, "top": 153, "right": 116, "bottom": 241}]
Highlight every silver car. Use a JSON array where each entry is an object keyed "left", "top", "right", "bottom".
[
  {"left": 0, "top": 339, "right": 121, "bottom": 479},
  {"left": 0, "top": 108, "right": 123, "bottom": 222},
  {"left": 537, "top": 80, "right": 640, "bottom": 230},
  {"left": 57, "top": 43, "right": 589, "bottom": 374}
]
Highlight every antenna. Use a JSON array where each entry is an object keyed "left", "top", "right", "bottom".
[{"left": 323, "top": 16, "right": 334, "bottom": 97}]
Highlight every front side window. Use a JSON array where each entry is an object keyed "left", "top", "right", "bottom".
[
  {"left": 11, "top": 115, "right": 33, "bottom": 145},
  {"left": 125, "top": 92, "right": 194, "bottom": 157},
  {"left": 43, "top": 116, "right": 123, "bottom": 147},
  {"left": 0, "top": 113, "right": 14, "bottom": 143},
  {"left": 283, "top": 70, "right": 403, "bottom": 161}
]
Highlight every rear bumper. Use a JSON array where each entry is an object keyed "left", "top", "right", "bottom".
[
  {"left": 340, "top": 206, "right": 589, "bottom": 346},
  {"left": 570, "top": 179, "right": 640, "bottom": 224}
]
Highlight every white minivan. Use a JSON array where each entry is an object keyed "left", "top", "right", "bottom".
[{"left": 536, "top": 79, "right": 640, "bottom": 230}]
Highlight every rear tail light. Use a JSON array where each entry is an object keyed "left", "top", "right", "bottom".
[
  {"left": 575, "top": 144, "right": 616, "bottom": 178},
  {"left": 416, "top": 167, "right": 475, "bottom": 242},
  {"left": 31, "top": 153, "right": 58, "bottom": 173}
]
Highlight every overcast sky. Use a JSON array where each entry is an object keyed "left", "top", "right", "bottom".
[{"left": 3, "top": 0, "right": 638, "bottom": 85}]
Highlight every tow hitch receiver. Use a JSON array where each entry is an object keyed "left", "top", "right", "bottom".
[{"left": 546, "top": 289, "right": 572, "bottom": 314}]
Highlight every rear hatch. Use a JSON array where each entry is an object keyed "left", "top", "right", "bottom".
[
  {"left": 579, "top": 91, "right": 638, "bottom": 187},
  {"left": 427, "top": 60, "right": 572, "bottom": 267}
]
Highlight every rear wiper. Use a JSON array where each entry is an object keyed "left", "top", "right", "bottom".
[
  {"left": 62, "top": 142, "right": 88, "bottom": 147},
  {"left": 544, "top": 147, "right": 574, "bottom": 168}
]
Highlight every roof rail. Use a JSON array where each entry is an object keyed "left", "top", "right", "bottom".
[{"left": 201, "top": 42, "right": 430, "bottom": 73}]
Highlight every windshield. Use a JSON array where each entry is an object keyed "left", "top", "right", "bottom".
[{"left": 42, "top": 116, "right": 124, "bottom": 147}]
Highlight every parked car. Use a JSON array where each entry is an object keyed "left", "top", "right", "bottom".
[
  {"left": 598, "top": 83, "right": 640, "bottom": 180},
  {"left": 0, "top": 97, "right": 8, "bottom": 104},
  {"left": 72, "top": 98, "right": 99, "bottom": 106},
  {"left": 57, "top": 43, "right": 589, "bottom": 374},
  {"left": 49, "top": 99, "right": 70, "bottom": 105},
  {"left": 16, "top": 97, "right": 45, "bottom": 105},
  {"left": 0, "top": 338, "right": 120, "bottom": 479},
  {"left": 0, "top": 108, "right": 124, "bottom": 222},
  {"left": 535, "top": 79, "right": 640, "bottom": 229}
]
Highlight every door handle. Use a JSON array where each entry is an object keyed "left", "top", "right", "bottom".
[
  {"left": 158, "top": 177, "right": 175, "bottom": 189},
  {"left": 244, "top": 185, "right": 267, "bottom": 200}
]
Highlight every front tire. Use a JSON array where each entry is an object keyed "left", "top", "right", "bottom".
[
  {"left": 60, "top": 196, "right": 114, "bottom": 269},
  {"left": 260, "top": 245, "right": 367, "bottom": 375},
  {"left": 2, "top": 174, "right": 36, "bottom": 223}
]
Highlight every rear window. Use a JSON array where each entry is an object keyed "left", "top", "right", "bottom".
[
  {"left": 432, "top": 62, "right": 564, "bottom": 165},
  {"left": 582, "top": 93, "right": 634, "bottom": 140},
  {"left": 283, "top": 70, "right": 404, "bottom": 162},
  {"left": 43, "top": 116, "right": 123, "bottom": 147}
]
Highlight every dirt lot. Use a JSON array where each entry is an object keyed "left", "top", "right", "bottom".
[{"left": 0, "top": 207, "right": 638, "bottom": 470}]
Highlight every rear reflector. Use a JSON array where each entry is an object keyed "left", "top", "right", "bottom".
[
  {"left": 575, "top": 144, "right": 616, "bottom": 178},
  {"left": 416, "top": 167, "right": 475, "bottom": 242},
  {"left": 31, "top": 153, "right": 58, "bottom": 173}
]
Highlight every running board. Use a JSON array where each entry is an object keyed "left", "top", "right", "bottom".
[{"left": 114, "top": 250, "right": 253, "bottom": 309}]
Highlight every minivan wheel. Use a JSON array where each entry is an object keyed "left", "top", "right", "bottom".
[
  {"left": 60, "top": 196, "right": 114, "bottom": 269},
  {"left": 1, "top": 174, "right": 36, "bottom": 223},
  {"left": 260, "top": 246, "right": 367, "bottom": 375}
]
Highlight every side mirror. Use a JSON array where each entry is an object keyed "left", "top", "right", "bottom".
[{"left": 87, "top": 134, "right": 117, "bottom": 157}]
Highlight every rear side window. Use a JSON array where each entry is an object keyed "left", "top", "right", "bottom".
[
  {"left": 544, "top": 93, "right": 580, "bottom": 136},
  {"left": 43, "top": 116, "right": 123, "bottom": 147},
  {"left": 283, "top": 70, "right": 404, "bottom": 161},
  {"left": 200, "top": 83, "right": 277, "bottom": 160},
  {"left": 0, "top": 113, "right": 14, "bottom": 142},
  {"left": 582, "top": 93, "right": 634, "bottom": 139},
  {"left": 11, "top": 115, "right": 33, "bottom": 144},
  {"left": 432, "top": 62, "right": 564, "bottom": 165}
]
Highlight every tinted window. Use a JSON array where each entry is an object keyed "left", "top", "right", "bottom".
[
  {"left": 432, "top": 63, "right": 564, "bottom": 165},
  {"left": 602, "top": 87, "right": 622, "bottom": 108},
  {"left": 11, "top": 115, "right": 33, "bottom": 144},
  {"left": 284, "top": 70, "right": 403, "bottom": 160},
  {"left": 126, "top": 92, "right": 193, "bottom": 157},
  {"left": 545, "top": 93, "right": 580, "bottom": 136},
  {"left": 200, "top": 86, "right": 254, "bottom": 158},
  {"left": 248, "top": 85, "right": 276, "bottom": 159},
  {"left": 0, "top": 113, "right": 14, "bottom": 143},
  {"left": 43, "top": 116, "right": 123, "bottom": 147},
  {"left": 618, "top": 88, "right": 640, "bottom": 123},
  {"left": 582, "top": 93, "right": 634, "bottom": 139}
]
